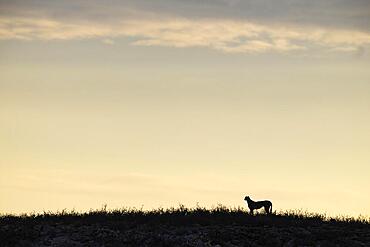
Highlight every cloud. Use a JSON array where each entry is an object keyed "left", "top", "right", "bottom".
[
  {"left": 1, "top": 16, "right": 370, "bottom": 54},
  {"left": 1, "top": 1, "right": 370, "bottom": 55},
  {"left": 1, "top": 0, "right": 369, "bottom": 32}
]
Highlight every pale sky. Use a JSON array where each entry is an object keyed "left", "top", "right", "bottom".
[{"left": 1, "top": 0, "right": 370, "bottom": 216}]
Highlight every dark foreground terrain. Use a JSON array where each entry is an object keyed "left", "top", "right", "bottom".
[{"left": 1, "top": 206, "right": 369, "bottom": 247}]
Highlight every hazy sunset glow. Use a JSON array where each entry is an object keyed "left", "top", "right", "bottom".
[{"left": 1, "top": 0, "right": 370, "bottom": 217}]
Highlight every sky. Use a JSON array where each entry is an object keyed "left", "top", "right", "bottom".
[{"left": 1, "top": 0, "right": 370, "bottom": 216}]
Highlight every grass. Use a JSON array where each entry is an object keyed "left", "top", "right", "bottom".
[
  {"left": 1, "top": 204, "right": 369, "bottom": 227},
  {"left": 1, "top": 205, "right": 369, "bottom": 246}
]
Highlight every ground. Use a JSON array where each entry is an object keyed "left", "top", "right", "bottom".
[{"left": 1, "top": 206, "right": 369, "bottom": 246}]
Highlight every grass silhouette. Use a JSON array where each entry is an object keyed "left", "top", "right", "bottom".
[{"left": 1, "top": 205, "right": 369, "bottom": 246}]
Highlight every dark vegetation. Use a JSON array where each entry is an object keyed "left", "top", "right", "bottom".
[{"left": 1, "top": 205, "right": 370, "bottom": 247}]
